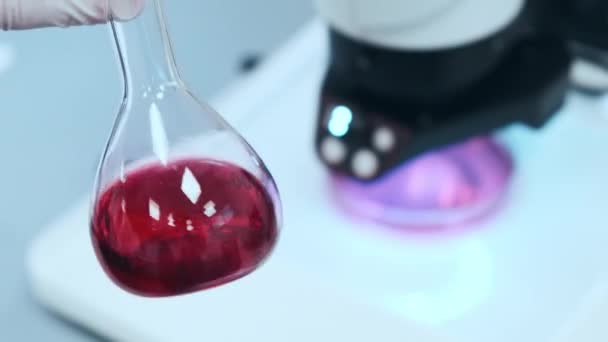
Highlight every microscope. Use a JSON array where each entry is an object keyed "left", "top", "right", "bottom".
[{"left": 313, "top": 0, "right": 608, "bottom": 181}]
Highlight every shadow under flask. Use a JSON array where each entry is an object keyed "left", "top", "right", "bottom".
[{"left": 90, "top": 0, "right": 282, "bottom": 297}]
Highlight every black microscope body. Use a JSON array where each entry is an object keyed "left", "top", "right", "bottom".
[{"left": 315, "top": 0, "right": 608, "bottom": 181}]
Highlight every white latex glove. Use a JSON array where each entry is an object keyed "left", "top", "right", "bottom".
[{"left": 0, "top": 0, "right": 143, "bottom": 30}]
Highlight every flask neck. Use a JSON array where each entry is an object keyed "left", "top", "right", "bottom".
[{"left": 110, "top": 0, "right": 180, "bottom": 97}]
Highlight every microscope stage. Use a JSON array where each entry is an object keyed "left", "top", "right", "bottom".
[{"left": 27, "top": 19, "right": 608, "bottom": 342}]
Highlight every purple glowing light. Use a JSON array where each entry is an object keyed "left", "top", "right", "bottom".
[{"left": 331, "top": 136, "right": 513, "bottom": 229}]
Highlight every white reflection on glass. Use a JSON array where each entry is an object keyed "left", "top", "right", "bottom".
[
  {"left": 149, "top": 102, "right": 169, "bottom": 164},
  {"left": 119, "top": 162, "right": 126, "bottom": 183},
  {"left": 167, "top": 213, "right": 175, "bottom": 227},
  {"left": 181, "top": 167, "right": 201, "bottom": 204},
  {"left": 204, "top": 200, "right": 217, "bottom": 217},
  {"left": 148, "top": 199, "right": 160, "bottom": 221},
  {"left": 213, "top": 206, "right": 234, "bottom": 228}
]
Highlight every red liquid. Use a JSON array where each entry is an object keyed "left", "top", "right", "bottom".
[{"left": 91, "top": 159, "right": 278, "bottom": 297}]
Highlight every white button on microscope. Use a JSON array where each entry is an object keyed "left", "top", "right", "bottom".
[
  {"left": 321, "top": 137, "right": 347, "bottom": 164},
  {"left": 570, "top": 59, "right": 608, "bottom": 93},
  {"left": 351, "top": 149, "right": 379, "bottom": 179},
  {"left": 372, "top": 126, "right": 396, "bottom": 152}
]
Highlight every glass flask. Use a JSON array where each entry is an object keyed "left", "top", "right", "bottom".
[{"left": 90, "top": 0, "right": 282, "bottom": 297}]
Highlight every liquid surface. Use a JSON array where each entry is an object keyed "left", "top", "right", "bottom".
[{"left": 91, "top": 159, "right": 278, "bottom": 297}]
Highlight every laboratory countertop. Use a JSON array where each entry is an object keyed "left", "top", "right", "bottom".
[{"left": 0, "top": 2, "right": 312, "bottom": 340}]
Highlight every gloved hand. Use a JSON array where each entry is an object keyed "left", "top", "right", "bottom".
[{"left": 0, "top": 0, "right": 143, "bottom": 30}]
